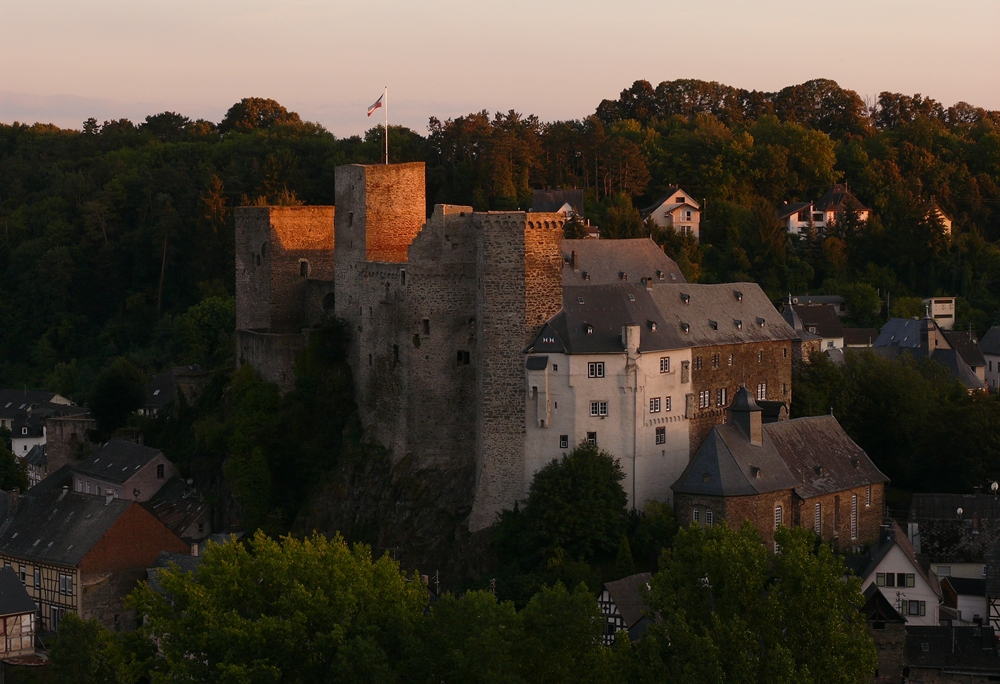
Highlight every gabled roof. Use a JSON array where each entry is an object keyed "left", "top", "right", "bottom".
[
  {"left": 942, "top": 329, "right": 986, "bottom": 368},
  {"left": 562, "top": 238, "right": 686, "bottom": 286},
  {"left": 146, "top": 550, "right": 202, "bottom": 597},
  {"left": 146, "top": 370, "right": 176, "bottom": 410},
  {"left": 813, "top": 184, "right": 868, "bottom": 213},
  {"left": 23, "top": 444, "right": 45, "bottom": 467},
  {"left": 862, "top": 584, "right": 906, "bottom": 623},
  {"left": 0, "top": 567, "right": 36, "bottom": 617},
  {"left": 640, "top": 187, "right": 700, "bottom": 217},
  {"left": 930, "top": 348, "right": 986, "bottom": 390},
  {"left": 980, "top": 326, "right": 1000, "bottom": 356},
  {"left": 873, "top": 318, "right": 986, "bottom": 390},
  {"left": 790, "top": 304, "right": 844, "bottom": 340},
  {"left": 848, "top": 522, "right": 940, "bottom": 597},
  {"left": 843, "top": 328, "right": 878, "bottom": 346},
  {"left": 144, "top": 477, "right": 209, "bottom": 541},
  {"left": 72, "top": 439, "right": 164, "bottom": 485},
  {"left": 532, "top": 189, "right": 584, "bottom": 216},
  {"left": 777, "top": 201, "right": 812, "bottom": 221},
  {"left": 905, "top": 626, "right": 1000, "bottom": 672},
  {"left": 764, "top": 415, "right": 888, "bottom": 499},
  {"left": 647, "top": 283, "right": 796, "bottom": 348},
  {"left": 672, "top": 424, "right": 800, "bottom": 497},
  {"left": 0, "top": 390, "right": 67, "bottom": 418},
  {"left": 791, "top": 294, "right": 845, "bottom": 307},
  {"left": 911, "top": 492, "right": 1000, "bottom": 520},
  {"left": 602, "top": 572, "right": 652, "bottom": 629},
  {"left": 942, "top": 576, "right": 985, "bottom": 597},
  {"left": 0, "top": 468, "right": 133, "bottom": 567},
  {"left": 780, "top": 306, "right": 822, "bottom": 342}
]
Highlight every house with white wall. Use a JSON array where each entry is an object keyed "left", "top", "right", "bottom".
[
  {"left": 640, "top": 187, "right": 701, "bottom": 241},
  {"left": 850, "top": 522, "right": 942, "bottom": 626},
  {"left": 779, "top": 184, "right": 870, "bottom": 235},
  {"left": 981, "top": 326, "right": 1000, "bottom": 392}
]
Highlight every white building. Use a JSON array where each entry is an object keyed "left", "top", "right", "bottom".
[
  {"left": 923, "top": 296, "right": 956, "bottom": 331},
  {"left": 779, "top": 184, "right": 870, "bottom": 236},
  {"left": 981, "top": 326, "right": 1000, "bottom": 392},
  {"left": 640, "top": 187, "right": 701, "bottom": 241},
  {"left": 526, "top": 288, "right": 692, "bottom": 509},
  {"left": 853, "top": 522, "right": 942, "bottom": 627}
]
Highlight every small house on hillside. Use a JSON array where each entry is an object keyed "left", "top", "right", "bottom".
[
  {"left": 873, "top": 316, "right": 986, "bottom": 392},
  {"left": 531, "top": 189, "right": 584, "bottom": 218},
  {"left": 599, "top": 572, "right": 653, "bottom": 645},
  {"left": 71, "top": 439, "right": 177, "bottom": 502},
  {"left": 786, "top": 303, "right": 844, "bottom": 351},
  {"left": 640, "top": 187, "right": 701, "bottom": 241},
  {"left": 779, "top": 184, "right": 869, "bottom": 235},
  {"left": 145, "top": 477, "right": 212, "bottom": 546}
]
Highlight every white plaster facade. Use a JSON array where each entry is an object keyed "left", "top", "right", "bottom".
[
  {"left": 643, "top": 189, "right": 701, "bottom": 241},
  {"left": 11, "top": 426, "right": 44, "bottom": 456},
  {"left": 861, "top": 544, "right": 941, "bottom": 626},
  {"left": 924, "top": 297, "right": 956, "bottom": 331},
  {"left": 525, "top": 325, "right": 692, "bottom": 509}
]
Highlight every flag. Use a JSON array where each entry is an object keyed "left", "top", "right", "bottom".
[{"left": 367, "top": 93, "right": 384, "bottom": 117}]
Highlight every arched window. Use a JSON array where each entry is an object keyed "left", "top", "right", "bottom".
[
  {"left": 322, "top": 293, "right": 335, "bottom": 310},
  {"left": 706, "top": 508, "right": 714, "bottom": 527},
  {"left": 774, "top": 505, "right": 783, "bottom": 529},
  {"left": 814, "top": 502, "right": 822, "bottom": 534},
  {"left": 693, "top": 507, "right": 700, "bottom": 524},
  {"left": 299, "top": 260, "right": 309, "bottom": 277}
]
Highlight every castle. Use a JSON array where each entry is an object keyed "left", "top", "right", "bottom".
[{"left": 235, "top": 162, "right": 796, "bottom": 531}]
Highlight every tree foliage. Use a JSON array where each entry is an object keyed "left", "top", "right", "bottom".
[{"left": 88, "top": 357, "right": 145, "bottom": 434}]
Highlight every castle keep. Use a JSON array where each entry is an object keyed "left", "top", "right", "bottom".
[{"left": 235, "top": 162, "right": 794, "bottom": 531}]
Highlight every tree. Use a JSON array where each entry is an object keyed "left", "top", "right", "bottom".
[
  {"left": 89, "top": 358, "right": 145, "bottom": 434},
  {"left": 49, "top": 612, "right": 152, "bottom": 684},
  {"left": 0, "top": 440, "right": 28, "bottom": 492},
  {"left": 129, "top": 531, "right": 428, "bottom": 683},
  {"left": 218, "top": 98, "right": 303, "bottom": 133},
  {"left": 635, "top": 523, "right": 876, "bottom": 684}
]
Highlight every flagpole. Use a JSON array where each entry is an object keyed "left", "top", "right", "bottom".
[{"left": 384, "top": 86, "right": 388, "bottom": 165}]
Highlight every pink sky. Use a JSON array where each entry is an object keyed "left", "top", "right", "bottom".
[{"left": 1, "top": 0, "right": 997, "bottom": 136}]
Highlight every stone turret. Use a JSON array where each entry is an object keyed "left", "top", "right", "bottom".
[{"left": 728, "top": 386, "right": 763, "bottom": 446}]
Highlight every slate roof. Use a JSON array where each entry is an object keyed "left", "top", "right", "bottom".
[
  {"left": 145, "top": 370, "right": 176, "bottom": 411},
  {"left": 146, "top": 550, "right": 202, "bottom": 597},
  {"left": 561, "top": 238, "right": 686, "bottom": 286},
  {"left": 943, "top": 329, "right": 986, "bottom": 368},
  {"left": 11, "top": 414, "right": 44, "bottom": 439},
  {"left": 813, "top": 184, "right": 868, "bottom": 213},
  {"left": 943, "top": 577, "right": 986, "bottom": 597},
  {"left": 777, "top": 201, "right": 812, "bottom": 221},
  {"left": 874, "top": 317, "right": 927, "bottom": 348},
  {"left": 72, "top": 439, "right": 163, "bottom": 485},
  {"left": 911, "top": 493, "right": 1000, "bottom": 521},
  {"left": 790, "top": 304, "right": 844, "bottom": 340},
  {"left": 764, "top": 415, "right": 888, "bottom": 499},
  {"left": 0, "top": 390, "right": 64, "bottom": 419},
  {"left": 532, "top": 284, "right": 689, "bottom": 355},
  {"left": 780, "top": 305, "right": 822, "bottom": 342},
  {"left": 646, "top": 283, "right": 796, "bottom": 348},
  {"left": 532, "top": 189, "right": 584, "bottom": 216},
  {"left": 0, "top": 567, "right": 37, "bottom": 617},
  {"left": 844, "top": 328, "right": 878, "bottom": 346},
  {"left": 603, "top": 572, "right": 652, "bottom": 629},
  {"left": 0, "top": 468, "right": 132, "bottom": 567},
  {"left": 672, "top": 408, "right": 886, "bottom": 498},
  {"left": 980, "top": 326, "right": 1000, "bottom": 356},
  {"left": 145, "top": 477, "right": 208, "bottom": 540},
  {"left": 905, "top": 626, "right": 1000, "bottom": 673},
  {"left": 873, "top": 318, "right": 986, "bottom": 390},
  {"left": 790, "top": 294, "right": 845, "bottom": 307},
  {"left": 909, "top": 493, "right": 1000, "bottom": 564},
  {"left": 23, "top": 445, "right": 45, "bottom": 467}
]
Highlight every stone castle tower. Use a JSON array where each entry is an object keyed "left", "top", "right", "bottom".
[{"left": 235, "top": 162, "right": 566, "bottom": 530}]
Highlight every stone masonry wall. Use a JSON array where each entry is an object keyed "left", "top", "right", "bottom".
[
  {"left": 267, "top": 206, "right": 335, "bottom": 333},
  {"left": 797, "top": 483, "right": 886, "bottom": 549},
  {"left": 236, "top": 329, "right": 306, "bottom": 393},
  {"left": 675, "top": 489, "right": 795, "bottom": 549},
  {"left": 470, "top": 213, "right": 564, "bottom": 530},
  {"left": 688, "top": 340, "right": 793, "bottom": 454},
  {"left": 235, "top": 208, "right": 272, "bottom": 331},
  {"left": 46, "top": 414, "right": 97, "bottom": 473},
  {"left": 363, "top": 163, "right": 426, "bottom": 262}
]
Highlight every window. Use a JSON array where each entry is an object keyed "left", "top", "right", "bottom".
[
  {"left": 774, "top": 505, "right": 783, "bottom": 529},
  {"left": 552, "top": 364, "right": 558, "bottom": 372},
  {"left": 51, "top": 606, "right": 62, "bottom": 632},
  {"left": 588, "top": 362, "right": 605, "bottom": 378},
  {"left": 96, "top": 485, "right": 101, "bottom": 496},
  {"left": 660, "top": 357, "right": 670, "bottom": 373},
  {"left": 907, "top": 601, "right": 925, "bottom": 616},
  {"left": 33, "top": 568, "right": 39, "bottom": 588},
  {"left": 728, "top": 354, "right": 734, "bottom": 366},
  {"left": 711, "top": 354, "right": 720, "bottom": 369},
  {"left": 590, "top": 401, "right": 608, "bottom": 417},
  {"left": 834, "top": 495, "right": 840, "bottom": 529},
  {"left": 783, "top": 347, "right": 788, "bottom": 358},
  {"left": 938, "top": 566, "right": 952, "bottom": 577},
  {"left": 814, "top": 503, "right": 822, "bottom": 534},
  {"left": 156, "top": 464, "right": 165, "bottom": 479},
  {"left": 198, "top": 523, "right": 206, "bottom": 535},
  {"left": 59, "top": 574, "right": 72, "bottom": 596},
  {"left": 783, "top": 383, "right": 788, "bottom": 395},
  {"left": 716, "top": 388, "right": 728, "bottom": 406},
  {"left": 19, "top": 567, "right": 24, "bottom": 584},
  {"left": 21, "top": 427, "right": 27, "bottom": 435},
  {"left": 649, "top": 397, "right": 661, "bottom": 413},
  {"left": 693, "top": 507, "right": 700, "bottom": 523},
  {"left": 665, "top": 396, "right": 672, "bottom": 412},
  {"left": 348, "top": 211, "right": 354, "bottom": 227},
  {"left": 866, "top": 485, "right": 872, "bottom": 507},
  {"left": 698, "top": 390, "right": 710, "bottom": 409},
  {"left": 904, "top": 573, "right": 915, "bottom": 587},
  {"left": 422, "top": 319, "right": 430, "bottom": 335},
  {"left": 457, "top": 350, "right": 471, "bottom": 365},
  {"left": 559, "top": 435, "right": 569, "bottom": 449},
  {"left": 851, "top": 494, "right": 858, "bottom": 540},
  {"left": 655, "top": 427, "right": 665, "bottom": 445},
  {"left": 86, "top": 482, "right": 90, "bottom": 494},
  {"left": 876, "top": 573, "right": 885, "bottom": 586},
  {"left": 756, "top": 382, "right": 767, "bottom": 401},
  {"left": 694, "top": 356, "right": 702, "bottom": 370},
  {"left": 299, "top": 260, "right": 309, "bottom": 277},
  {"left": 75, "top": 479, "right": 82, "bottom": 492},
  {"left": 706, "top": 509, "right": 714, "bottom": 527},
  {"left": 586, "top": 432, "right": 597, "bottom": 446},
  {"left": 757, "top": 350, "right": 763, "bottom": 363}
]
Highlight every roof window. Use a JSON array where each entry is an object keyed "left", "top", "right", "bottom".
[
  {"left": 709, "top": 320, "right": 718, "bottom": 330},
  {"left": 656, "top": 270, "right": 664, "bottom": 280},
  {"left": 153, "top": 389, "right": 160, "bottom": 396},
  {"left": 757, "top": 317, "right": 766, "bottom": 328},
  {"left": 735, "top": 319, "right": 743, "bottom": 330},
  {"left": 620, "top": 272, "right": 628, "bottom": 281},
  {"left": 628, "top": 294, "right": 635, "bottom": 302},
  {"left": 669, "top": 273, "right": 677, "bottom": 281},
  {"left": 681, "top": 322, "right": 690, "bottom": 333},
  {"left": 681, "top": 293, "right": 690, "bottom": 304},
  {"left": 734, "top": 291, "right": 743, "bottom": 302},
  {"left": 585, "top": 324, "right": 594, "bottom": 335}
]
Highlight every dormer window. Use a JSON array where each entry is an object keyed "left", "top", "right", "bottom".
[
  {"left": 709, "top": 320, "right": 718, "bottom": 330},
  {"left": 578, "top": 297, "right": 585, "bottom": 304},
  {"left": 583, "top": 272, "right": 590, "bottom": 281},
  {"left": 656, "top": 270, "right": 664, "bottom": 280},
  {"left": 586, "top": 324, "right": 594, "bottom": 335},
  {"left": 620, "top": 272, "right": 628, "bottom": 282},
  {"left": 681, "top": 322, "right": 690, "bottom": 333},
  {"left": 751, "top": 466, "right": 761, "bottom": 479},
  {"left": 734, "top": 291, "right": 743, "bottom": 302},
  {"left": 680, "top": 293, "right": 690, "bottom": 304},
  {"left": 735, "top": 319, "right": 743, "bottom": 330},
  {"left": 648, "top": 321, "right": 657, "bottom": 331},
  {"left": 757, "top": 317, "right": 766, "bottom": 328}
]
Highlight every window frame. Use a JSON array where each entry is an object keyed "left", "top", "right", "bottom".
[
  {"left": 698, "top": 390, "right": 710, "bottom": 409},
  {"left": 649, "top": 397, "right": 661, "bottom": 413},
  {"left": 590, "top": 401, "right": 608, "bottom": 417},
  {"left": 716, "top": 387, "right": 728, "bottom": 407},
  {"left": 659, "top": 357, "right": 670, "bottom": 373},
  {"left": 655, "top": 427, "right": 665, "bottom": 445},
  {"left": 588, "top": 362, "right": 605, "bottom": 379}
]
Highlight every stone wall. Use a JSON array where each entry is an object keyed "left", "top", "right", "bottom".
[
  {"left": 236, "top": 329, "right": 306, "bottom": 394},
  {"left": 235, "top": 208, "right": 272, "bottom": 331},
  {"left": 268, "top": 206, "right": 336, "bottom": 332},
  {"left": 688, "top": 339, "right": 793, "bottom": 454},
  {"left": 675, "top": 489, "right": 795, "bottom": 550},
  {"left": 46, "top": 414, "right": 97, "bottom": 473},
  {"left": 303, "top": 279, "right": 337, "bottom": 327},
  {"left": 798, "top": 483, "right": 886, "bottom": 549},
  {"left": 471, "top": 212, "right": 564, "bottom": 530},
  {"left": 869, "top": 623, "right": 906, "bottom": 683},
  {"left": 792, "top": 337, "right": 822, "bottom": 374}
]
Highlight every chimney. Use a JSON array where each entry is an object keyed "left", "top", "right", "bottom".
[
  {"left": 728, "top": 386, "right": 763, "bottom": 446},
  {"left": 105, "top": 492, "right": 114, "bottom": 505},
  {"left": 57, "top": 485, "right": 68, "bottom": 502},
  {"left": 621, "top": 324, "right": 640, "bottom": 357},
  {"left": 571, "top": 250, "right": 579, "bottom": 271},
  {"left": 920, "top": 311, "right": 937, "bottom": 354},
  {"left": 191, "top": 543, "right": 199, "bottom": 557},
  {"left": 6, "top": 489, "right": 19, "bottom": 520}
]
